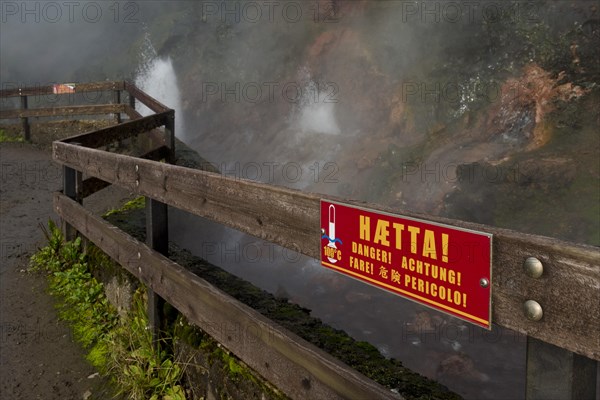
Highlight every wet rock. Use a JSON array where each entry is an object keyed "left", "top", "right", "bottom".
[
  {"left": 516, "top": 157, "right": 577, "bottom": 190},
  {"left": 411, "top": 311, "right": 436, "bottom": 332},
  {"left": 486, "top": 64, "right": 588, "bottom": 150},
  {"left": 304, "top": 27, "right": 392, "bottom": 134},
  {"left": 344, "top": 291, "right": 372, "bottom": 304},
  {"left": 436, "top": 353, "right": 490, "bottom": 383}
]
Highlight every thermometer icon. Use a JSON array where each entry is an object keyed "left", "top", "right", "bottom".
[{"left": 327, "top": 205, "right": 337, "bottom": 263}]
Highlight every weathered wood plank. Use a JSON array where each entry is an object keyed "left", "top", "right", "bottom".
[
  {"left": 0, "top": 81, "right": 124, "bottom": 98},
  {"left": 0, "top": 104, "right": 127, "bottom": 119},
  {"left": 53, "top": 141, "right": 320, "bottom": 256},
  {"left": 488, "top": 230, "right": 599, "bottom": 361},
  {"left": 81, "top": 145, "right": 170, "bottom": 198},
  {"left": 339, "top": 200, "right": 600, "bottom": 360},
  {"left": 52, "top": 142, "right": 600, "bottom": 360},
  {"left": 124, "top": 81, "right": 170, "bottom": 113},
  {"left": 339, "top": 203, "right": 600, "bottom": 361},
  {"left": 60, "top": 112, "right": 171, "bottom": 148},
  {"left": 124, "top": 105, "right": 142, "bottom": 120},
  {"left": 121, "top": 106, "right": 170, "bottom": 153},
  {"left": 53, "top": 192, "right": 401, "bottom": 400}
]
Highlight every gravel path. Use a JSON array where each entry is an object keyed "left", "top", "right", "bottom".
[{"left": 0, "top": 142, "right": 130, "bottom": 399}]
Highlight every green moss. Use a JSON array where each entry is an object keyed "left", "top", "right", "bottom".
[
  {"left": 0, "top": 128, "right": 25, "bottom": 143},
  {"left": 106, "top": 207, "right": 461, "bottom": 400},
  {"left": 173, "top": 315, "right": 288, "bottom": 400},
  {"left": 489, "top": 91, "right": 600, "bottom": 246},
  {"left": 103, "top": 196, "right": 146, "bottom": 217},
  {"left": 30, "top": 221, "right": 186, "bottom": 400}
]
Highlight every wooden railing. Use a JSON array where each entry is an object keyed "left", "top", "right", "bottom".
[{"left": 2, "top": 82, "right": 598, "bottom": 400}]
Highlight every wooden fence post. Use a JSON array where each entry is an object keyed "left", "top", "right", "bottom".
[
  {"left": 145, "top": 197, "right": 168, "bottom": 344},
  {"left": 526, "top": 336, "right": 598, "bottom": 399},
  {"left": 128, "top": 89, "right": 135, "bottom": 111},
  {"left": 165, "top": 110, "right": 175, "bottom": 164},
  {"left": 20, "top": 93, "right": 30, "bottom": 141},
  {"left": 144, "top": 108, "right": 176, "bottom": 342},
  {"left": 127, "top": 88, "right": 137, "bottom": 148},
  {"left": 113, "top": 89, "right": 121, "bottom": 124},
  {"left": 62, "top": 165, "right": 82, "bottom": 241}
]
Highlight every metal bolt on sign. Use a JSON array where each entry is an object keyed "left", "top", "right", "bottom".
[
  {"left": 524, "top": 257, "right": 544, "bottom": 278},
  {"left": 524, "top": 300, "right": 543, "bottom": 321}
]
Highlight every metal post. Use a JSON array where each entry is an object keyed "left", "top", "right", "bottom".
[
  {"left": 145, "top": 197, "right": 168, "bottom": 344},
  {"left": 526, "top": 336, "right": 597, "bottom": 400},
  {"left": 20, "top": 95, "right": 30, "bottom": 141},
  {"left": 63, "top": 165, "right": 82, "bottom": 241}
]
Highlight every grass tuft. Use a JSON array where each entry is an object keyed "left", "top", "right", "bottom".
[{"left": 30, "top": 220, "right": 186, "bottom": 400}]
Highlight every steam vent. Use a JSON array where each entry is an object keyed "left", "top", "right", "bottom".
[{"left": 1, "top": 2, "right": 598, "bottom": 400}]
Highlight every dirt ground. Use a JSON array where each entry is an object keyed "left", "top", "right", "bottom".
[{"left": 0, "top": 139, "right": 133, "bottom": 399}]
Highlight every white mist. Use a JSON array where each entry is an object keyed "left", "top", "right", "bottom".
[
  {"left": 135, "top": 34, "right": 185, "bottom": 140},
  {"left": 298, "top": 100, "right": 340, "bottom": 135},
  {"left": 293, "top": 70, "right": 341, "bottom": 136}
]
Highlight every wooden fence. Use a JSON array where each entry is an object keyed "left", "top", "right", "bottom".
[{"left": 1, "top": 82, "right": 598, "bottom": 400}]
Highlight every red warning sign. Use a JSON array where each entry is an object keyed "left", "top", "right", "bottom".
[
  {"left": 52, "top": 83, "right": 76, "bottom": 94},
  {"left": 320, "top": 200, "right": 493, "bottom": 329}
]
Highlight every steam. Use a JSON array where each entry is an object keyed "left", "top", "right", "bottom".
[
  {"left": 135, "top": 33, "right": 185, "bottom": 140},
  {"left": 3, "top": 4, "right": 585, "bottom": 400},
  {"left": 293, "top": 69, "right": 340, "bottom": 135},
  {"left": 298, "top": 100, "right": 340, "bottom": 135}
]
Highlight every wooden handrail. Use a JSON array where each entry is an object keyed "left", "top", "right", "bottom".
[
  {"left": 54, "top": 192, "right": 402, "bottom": 400},
  {"left": 124, "top": 80, "right": 171, "bottom": 113},
  {"left": 0, "top": 81, "right": 124, "bottom": 98},
  {"left": 0, "top": 104, "right": 126, "bottom": 119},
  {"left": 9, "top": 79, "right": 594, "bottom": 398},
  {"left": 61, "top": 111, "right": 172, "bottom": 148},
  {"left": 52, "top": 140, "right": 600, "bottom": 361}
]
